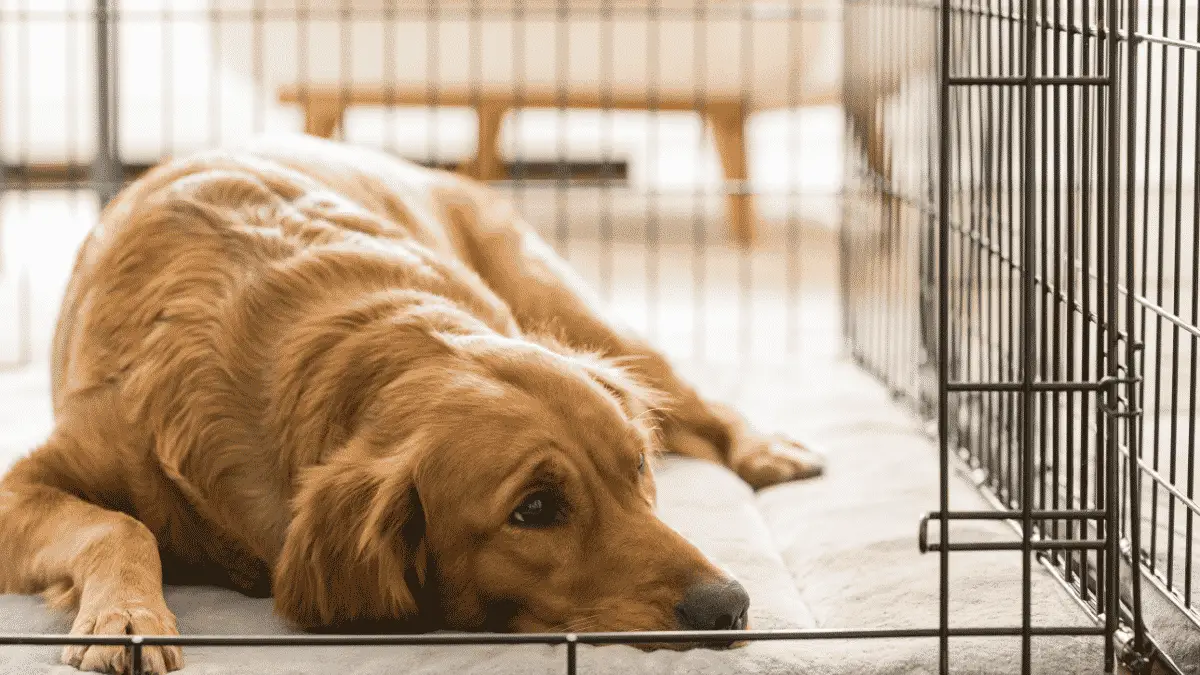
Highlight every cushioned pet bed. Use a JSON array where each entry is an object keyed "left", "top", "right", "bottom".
[{"left": 0, "top": 359, "right": 1177, "bottom": 674}]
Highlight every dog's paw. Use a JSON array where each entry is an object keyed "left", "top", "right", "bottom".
[
  {"left": 732, "top": 434, "right": 826, "bottom": 489},
  {"left": 62, "top": 602, "right": 183, "bottom": 675}
]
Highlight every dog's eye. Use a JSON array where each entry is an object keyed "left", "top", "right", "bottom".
[
  {"left": 638, "top": 452, "right": 646, "bottom": 474},
  {"left": 510, "top": 490, "right": 561, "bottom": 528}
]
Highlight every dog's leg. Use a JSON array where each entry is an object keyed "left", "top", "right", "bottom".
[
  {"left": 447, "top": 192, "right": 824, "bottom": 489},
  {"left": 0, "top": 436, "right": 183, "bottom": 675}
]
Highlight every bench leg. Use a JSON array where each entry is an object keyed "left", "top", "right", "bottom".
[
  {"left": 709, "top": 109, "right": 755, "bottom": 248},
  {"left": 303, "top": 101, "right": 343, "bottom": 139},
  {"left": 459, "top": 102, "right": 507, "bottom": 182}
]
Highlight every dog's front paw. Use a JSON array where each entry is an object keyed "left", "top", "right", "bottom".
[
  {"left": 62, "top": 601, "right": 184, "bottom": 675},
  {"left": 732, "top": 434, "right": 826, "bottom": 489}
]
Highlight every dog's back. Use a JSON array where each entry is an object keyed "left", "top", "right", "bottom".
[{"left": 46, "top": 137, "right": 520, "bottom": 567}]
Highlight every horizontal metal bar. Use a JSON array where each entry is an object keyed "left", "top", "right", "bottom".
[
  {"left": 930, "top": 510, "right": 1107, "bottom": 521},
  {"left": 0, "top": 7, "right": 844, "bottom": 21},
  {"left": 1129, "top": 460, "right": 1200, "bottom": 517},
  {"left": 918, "top": 511, "right": 1109, "bottom": 553},
  {"left": 1134, "top": 31, "right": 1200, "bottom": 53},
  {"left": 0, "top": 625, "right": 1107, "bottom": 648},
  {"left": 947, "top": 76, "right": 1111, "bottom": 86},
  {"left": 946, "top": 222, "right": 1131, "bottom": 343},
  {"left": 924, "top": 540, "right": 1106, "bottom": 553},
  {"left": 947, "top": 381, "right": 1108, "bottom": 392},
  {"left": 1134, "top": 294, "right": 1200, "bottom": 339}
]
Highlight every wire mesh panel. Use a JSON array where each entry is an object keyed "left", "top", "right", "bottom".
[
  {"left": 0, "top": 0, "right": 844, "bottom": 371},
  {"left": 0, "top": 0, "right": 1192, "bottom": 672},
  {"left": 842, "top": 0, "right": 1200, "bottom": 667},
  {"left": 1121, "top": 0, "right": 1200, "bottom": 667}
]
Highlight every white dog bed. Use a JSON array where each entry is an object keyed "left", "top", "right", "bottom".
[{"left": 0, "top": 357, "right": 1126, "bottom": 674}]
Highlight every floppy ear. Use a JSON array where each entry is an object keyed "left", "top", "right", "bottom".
[
  {"left": 273, "top": 443, "right": 427, "bottom": 629},
  {"left": 575, "top": 354, "right": 670, "bottom": 428}
]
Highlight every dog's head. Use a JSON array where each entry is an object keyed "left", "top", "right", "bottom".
[{"left": 272, "top": 328, "right": 749, "bottom": 642}]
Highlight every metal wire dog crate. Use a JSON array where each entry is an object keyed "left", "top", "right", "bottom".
[
  {"left": 0, "top": 0, "right": 1195, "bottom": 673},
  {"left": 843, "top": 0, "right": 1200, "bottom": 669}
]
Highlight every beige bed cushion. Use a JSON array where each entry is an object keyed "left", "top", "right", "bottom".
[{"left": 0, "top": 358, "right": 1115, "bottom": 674}]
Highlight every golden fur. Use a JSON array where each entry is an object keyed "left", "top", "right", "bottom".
[{"left": 0, "top": 135, "right": 823, "bottom": 674}]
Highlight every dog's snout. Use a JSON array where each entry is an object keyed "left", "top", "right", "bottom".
[{"left": 675, "top": 579, "right": 751, "bottom": 631}]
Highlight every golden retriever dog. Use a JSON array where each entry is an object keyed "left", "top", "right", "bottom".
[{"left": 0, "top": 135, "right": 823, "bottom": 674}]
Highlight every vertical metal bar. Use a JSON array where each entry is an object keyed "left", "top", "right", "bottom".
[
  {"left": 1121, "top": 0, "right": 1147, "bottom": 656},
  {"left": 253, "top": 0, "right": 264, "bottom": 135},
  {"left": 210, "top": 0, "right": 223, "bottom": 146},
  {"left": 1079, "top": 0, "right": 1097, "bottom": 603},
  {"left": 1005, "top": 0, "right": 1019, "bottom": 512},
  {"left": 297, "top": 0, "right": 310, "bottom": 141},
  {"left": 692, "top": 0, "right": 708, "bottom": 361},
  {"left": 1164, "top": 0, "right": 1189, "bottom": 599},
  {"left": 14, "top": 0, "right": 31, "bottom": 368},
  {"left": 1063, "top": 0, "right": 1079, "bottom": 590},
  {"left": 338, "top": 0, "right": 351, "bottom": 145},
  {"left": 425, "top": 0, "right": 439, "bottom": 174},
  {"left": 786, "top": 1, "right": 801, "bottom": 357},
  {"left": 1020, "top": 0, "right": 1037, "bottom": 668},
  {"left": 1186, "top": 0, "right": 1200, "bottom": 613},
  {"left": 130, "top": 637, "right": 143, "bottom": 675},
  {"left": 599, "top": 0, "right": 614, "bottom": 304},
  {"left": 1093, "top": 0, "right": 1109, "bottom": 621},
  {"left": 1049, "top": 0, "right": 1064, "bottom": 568},
  {"left": 1103, "top": 0, "right": 1122, "bottom": 663},
  {"left": 983, "top": 0, "right": 999, "bottom": 499},
  {"left": 513, "top": 0, "right": 526, "bottom": 212},
  {"left": 1137, "top": 0, "right": 1157, "bottom": 582},
  {"left": 647, "top": 0, "right": 662, "bottom": 344},
  {"left": 938, "top": 0, "right": 953, "bottom": 667},
  {"left": 967, "top": 0, "right": 984, "bottom": 461},
  {"left": 162, "top": 1, "right": 173, "bottom": 157},
  {"left": 566, "top": 634, "right": 577, "bottom": 675},
  {"left": 382, "top": 0, "right": 395, "bottom": 153},
  {"left": 93, "top": 0, "right": 119, "bottom": 207},
  {"left": 468, "top": 0, "right": 481, "bottom": 188},
  {"left": 929, "top": 0, "right": 948, "bottom": 416},
  {"left": 1149, "top": 0, "right": 1170, "bottom": 591},
  {"left": 554, "top": 0, "right": 568, "bottom": 254},
  {"left": 737, "top": 1, "right": 751, "bottom": 363}
]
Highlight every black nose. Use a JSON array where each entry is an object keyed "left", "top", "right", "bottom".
[{"left": 675, "top": 579, "right": 751, "bottom": 631}]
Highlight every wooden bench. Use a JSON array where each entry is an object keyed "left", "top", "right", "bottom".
[{"left": 278, "top": 84, "right": 757, "bottom": 247}]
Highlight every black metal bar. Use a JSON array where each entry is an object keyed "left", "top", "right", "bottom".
[
  {"left": 1133, "top": 31, "right": 1200, "bottom": 53},
  {"left": 554, "top": 0, "right": 568, "bottom": 254},
  {"left": 690, "top": 0, "right": 708, "bottom": 362},
  {"left": 937, "top": 0, "right": 953, "bottom": 670},
  {"left": 928, "top": 509, "right": 1107, "bottom": 519},
  {"left": 1129, "top": 460, "right": 1200, "bottom": 516},
  {"left": 947, "top": 75, "right": 1111, "bottom": 85},
  {"left": 1101, "top": 0, "right": 1121, "bottom": 661},
  {"left": 1185, "top": 0, "right": 1200, "bottom": 617},
  {"left": 2, "top": 6, "right": 848, "bottom": 21},
  {"left": 946, "top": 379, "right": 1134, "bottom": 392},
  {"left": 599, "top": 0, "right": 614, "bottom": 305},
  {"left": 1119, "top": 0, "right": 1146, "bottom": 648},
  {"left": 0, "top": 625, "right": 1109, "bottom": 648},
  {"left": 1020, "top": 0, "right": 1037, "bottom": 665},
  {"left": 566, "top": 633, "right": 577, "bottom": 675},
  {"left": 92, "top": 0, "right": 119, "bottom": 207},
  {"left": 130, "top": 636, "right": 143, "bottom": 675},
  {"left": 924, "top": 540, "right": 1108, "bottom": 552},
  {"left": 648, "top": 0, "right": 663, "bottom": 345}
]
